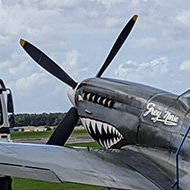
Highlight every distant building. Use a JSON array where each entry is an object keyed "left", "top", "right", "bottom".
[{"left": 12, "top": 126, "right": 49, "bottom": 132}]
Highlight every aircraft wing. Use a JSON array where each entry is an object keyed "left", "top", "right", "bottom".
[{"left": 0, "top": 142, "right": 174, "bottom": 190}]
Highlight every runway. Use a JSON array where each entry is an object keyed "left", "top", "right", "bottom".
[{"left": 13, "top": 135, "right": 94, "bottom": 144}]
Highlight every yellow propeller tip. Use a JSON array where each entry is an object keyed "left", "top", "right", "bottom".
[
  {"left": 133, "top": 15, "right": 138, "bottom": 21},
  {"left": 20, "top": 39, "right": 25, "bottom": 47}
]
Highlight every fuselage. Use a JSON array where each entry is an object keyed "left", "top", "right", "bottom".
[{"left": 74, "top": 77, "right": 190, "bottom": 157}]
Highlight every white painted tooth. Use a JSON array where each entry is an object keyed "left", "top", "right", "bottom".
[
  {"left": 106, "top": 124, "right": 109, "bottom": 134},
  {"left": 103, "top": 140, "right": 108, "bottom": 149},
  {"left": 114, "top": 128, "right": 117, "bottom": 136},
  {"left": 91, "top": 120, "right": 96, "bottom": 133},
  {"left": 115, "top": 129, "right": 119, "bottom": 135},
  {"left": 87, "top": 127, "right": 92, "bottom": 134},
  {"left": 100, "top": 140, "right": 106, "bottom": 149},
  {"left": 112, "top": 127, "right": 116, "bottom": 136},
  {"left": 91, "top": 120, "right": 96, "bottom": 134},
  {"left": 113, "top": 137, "right": 118, "bottom": 145},
  {"left": 84, "top": 119, "right": 91, "bottom": 133},
  {"left": 111, "top": 126, "right": 114, "bottom": 134},
  {"left": 117, "top": 137, "right": 121, "bottom": 143},
  {"left": 110, "top": 138, "right": 114, "bottom": 146},
  {"left": 116, "top": 130, "right": 121, "bottom": 137},
  {"left": 85, "top": 118, "right": 90, "bottom": 128},
  {"left": 81, "top": 118, "right": 87, "bottom": 130},
  {"left": 106, "top": 139, "right": 111, "bottom": 149},
  {"left": 81, "top": 118, "right": 85, "bottom": 126},
  {"left": 108, "top": 125, "right": 112, "bottom": 134},
  {"left": 99, "top": 139, "right": 104, "bottom": 147},
  {"left": 118, "top": 136, "right": 122, "bottom": 142},
  {"left": 103, "top": 123, "right": 108, "bottom": 134},
  {"left": 97, "top": 122, "right": 102, "bottom": 134},
  {"left": 87, "top": 124, "right": 92, "bottom": 134}
]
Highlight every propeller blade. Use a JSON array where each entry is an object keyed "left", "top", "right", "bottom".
[
  {"left": 96, "top": 15, "right": 138, "bottom": 77},
  {"left": 47, "top": 107, "right": 79, "bottom": 146},
  {"left": 20, "top": 39, "right": 77, "bottom": 89}
]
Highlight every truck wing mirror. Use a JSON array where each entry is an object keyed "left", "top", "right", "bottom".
[
  {"left": 9, "top": 114, "right": 15, "bottom": 128},
  {"left": 7, "top": 93, "right": 14, "bottom": 113}
]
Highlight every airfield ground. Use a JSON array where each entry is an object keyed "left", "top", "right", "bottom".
[
  {"left": 13, "top": 134, "right": 93, "bottom": 144},
  {"left": 12, "top": 128, "right": 93, "bottom": 144}
]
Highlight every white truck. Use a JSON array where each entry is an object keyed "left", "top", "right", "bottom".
[{"left": 0, "top": 79, "right": 15, "bottom": 190}]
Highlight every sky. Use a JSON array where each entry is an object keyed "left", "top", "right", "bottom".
[{"left": 0, "top": 0, "right": 190, "bottom": 113}]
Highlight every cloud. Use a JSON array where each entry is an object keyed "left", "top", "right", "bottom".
[
  {"left": 15, "top": 72, "right": 48, "bottom": 91},
  {"left": 162, "top": 9, "right": 190, "bottom": 42},
  {"left": 0, "top": 35, "right": 10, "bottom": 45},
  {"left": 180, "top": 60, "right": 190, "bottom": 71},
  {"left": 114, "top": 57, "right": 169, "bottom": 80},
  {"left": 129, "top": 37, "right": 157, "bottom": 49},
  {"left": 114, "top": 57, "right": 173, "bottom": 92},
  {"left": 63, "top": 50, "right": 79, "bottom": 67},
  {"left": 175, "top": 10, "right": 190, "bottom": 27}
]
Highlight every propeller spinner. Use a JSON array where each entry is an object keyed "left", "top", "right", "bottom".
[{"left": 19, "top": 15, "right": 138, "bottom": 146}]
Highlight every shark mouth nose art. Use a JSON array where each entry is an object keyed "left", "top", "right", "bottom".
[{"left": 80, "top": 117, "right": 124, "bottom": 149}]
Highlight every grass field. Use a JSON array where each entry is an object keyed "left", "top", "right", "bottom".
[
  {"left": 11, "top": 130, "right": 106, "bottom": 190},
  {"left": 13, "top": 178, "right": 106, "bottom": 190},
  {"left": 11, "top": 128, "right": 88, "bottom": 139}
]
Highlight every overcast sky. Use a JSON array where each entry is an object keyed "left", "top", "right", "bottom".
[{"left": 0, "top": 0, "right": 190, "bottom": 113}]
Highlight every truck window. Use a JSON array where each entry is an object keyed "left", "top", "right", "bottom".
[{"left": 0, "top": 100, "right": 3, "bottom": 125}]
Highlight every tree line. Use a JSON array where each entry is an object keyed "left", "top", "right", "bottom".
[{"left": 14, "top": 112, "right": 66, "bottom": 127}]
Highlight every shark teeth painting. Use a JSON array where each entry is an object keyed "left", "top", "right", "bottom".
[{"left": 80, "top": 117, "right": 124, "bottom": 149}]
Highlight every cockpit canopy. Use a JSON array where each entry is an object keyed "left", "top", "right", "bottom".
[{"left": 178, "top": 89, "right": 190, "bottom": 110}]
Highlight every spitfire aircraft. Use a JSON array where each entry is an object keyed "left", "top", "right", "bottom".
[{"left": 0, "top": 15, "right": 190, "bottom": 190}]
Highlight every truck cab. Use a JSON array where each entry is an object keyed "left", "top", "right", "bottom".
[
  {"left": 0, "top": 79, "right": 15, "bottom": 142},
  {"left": 0, "top": 79, "right": 15, "bottom": 190}
]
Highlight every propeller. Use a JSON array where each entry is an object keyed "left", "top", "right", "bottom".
[
  {"left": 20, "top": 39, "right": 79, "bottom": 146},
  {"left": 19, "top": 15, "right": 138, "bottom": 146},
  {"left": 96, "top": 15, "right": 138, "bottom": 77},
  {"left": 20, "top": 39, "right": 77, "bottom": 89},
  {"left": 47, "top": 107, "right": 79, "bottom": 146}
]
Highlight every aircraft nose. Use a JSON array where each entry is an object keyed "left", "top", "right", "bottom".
[{"left": 67, "top": 88, "right": 76, "bottom": 106}]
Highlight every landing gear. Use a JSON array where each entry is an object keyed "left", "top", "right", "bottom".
[{"left": 0, "top": 176, "right": 12, "bottom": 190}]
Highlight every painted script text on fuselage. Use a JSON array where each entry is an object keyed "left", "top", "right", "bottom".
[{"left": 143, "top": 103, "right": 179, "bottom": 126}]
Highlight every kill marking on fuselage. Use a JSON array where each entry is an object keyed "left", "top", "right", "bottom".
[{"left": 143, "top": 103, "right": 179, "bottom": 126}]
